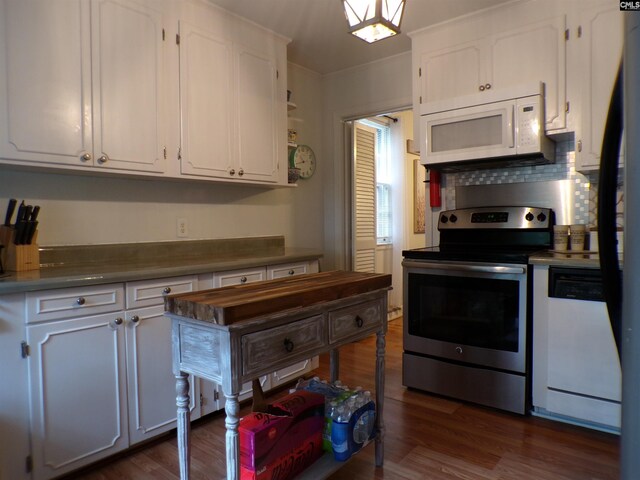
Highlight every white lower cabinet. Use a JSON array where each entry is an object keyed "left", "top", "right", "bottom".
[
  {"left": 18, "top": 259, "right": 320, "bottom": 478},
  {"left": 27, "top": 311, "right": 130, "bottom": 480},
  {"left": 124, "top": 304, "right": 199, "bottom": 445}
]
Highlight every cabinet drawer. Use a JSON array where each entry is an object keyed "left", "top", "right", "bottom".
[
  {"left": 267, "top": 262, "right": 311, "bottom": 279},
  {"left": 328, "top": 299, "right": 383, "bottom": 344},
  {"left": 242, "top": 315, "right": 325, "bottom": 376},
  {"left": 214, "top": 267, "right": 266, "bottom": 287},
  {"left": 126, "top": 275, "right": 197, "bottom": 309},
  {"left": 26, "top": 284, "right": 125, "bottom": 323}
]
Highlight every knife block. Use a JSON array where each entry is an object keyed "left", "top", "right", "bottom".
[{"left": 0, "top": 225, "right": 40, "bottom": 272}]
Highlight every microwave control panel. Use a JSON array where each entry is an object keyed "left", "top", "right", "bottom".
[{"left": 516, "top": 95, "right": 543, "bottom": 153}]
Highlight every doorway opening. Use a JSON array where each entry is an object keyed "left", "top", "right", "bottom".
[{"left": 348, "top": 109, "right": 426, "bottom": 320}]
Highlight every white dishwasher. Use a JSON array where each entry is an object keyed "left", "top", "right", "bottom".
[{"left": 532, "top": 265, "right": 621, "bottom": 431}]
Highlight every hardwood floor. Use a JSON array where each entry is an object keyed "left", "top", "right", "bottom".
[{"left": 72, "top": 319, "right": 619, "bottom": 480}]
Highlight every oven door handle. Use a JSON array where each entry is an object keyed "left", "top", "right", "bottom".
[{"left": 402, "top": 260, "right": 526, "bottom": 275}]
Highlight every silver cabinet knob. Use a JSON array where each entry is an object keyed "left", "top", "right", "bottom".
[
  {"left": 76, "top": 297, "right": 86, "bottom": 306},
  {"left": 229, "top": 168, "right": 236, "bottom": 175},
  {"left": 114, "top": 317, "right": 123, "bottom": 326},
  {"left": 455, "top": 346, "right": 463, "bottom": 354},
  {"left": 238, "top": 168, "right": 244, "bottom": 176},
  {"left": 288, "top": 269, "right": 295, "bottom": 275},
  {"left": 80, "top": 153, "right": 92, "bottom": 162},
  {"left": 98, "top": 154, "right": 109, "bottom": 164},
  {"left": 131, "top": 315, "right": 140, "bottom": 324},
  {"left": 479, "top": 85, "right": 485, "bottom": 91},
  {"left": 163, "top": 287, "right": 172, "bottom": 295},
  {"left": 485, "top": 83, "right": 491, "bottom": 90},
  {"left": 240, "top": 276, "right": 247, "bottom": 283}
]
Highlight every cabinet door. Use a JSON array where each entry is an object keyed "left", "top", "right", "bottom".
[
  {"left": 125, "top": 305, "right": 199, "bottom": 445},
  {"left": 489, "top": 16, "right": 567, "bottom": 131},
  {"left": 91, "top": 0, "right": 165, "bottom": 172},
  {"left": 236, "top": 45, "right": 281, "bottom": 183},
  {"left": 575, "top": 6, "right": 624, "bottom": 171},
  {"left": 0, "top": 0, "right": 92, "bottom": 166},
  {"left": 179, "top": 20, "right": 234, "bottom": 178},
  {"left": 418, "top": 40, "right": 486, "bottom": 106},
  {"left": 27, "top": 312, "right": 128, "bottom": 480}
]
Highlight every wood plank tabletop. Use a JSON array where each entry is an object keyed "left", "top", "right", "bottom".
[{"left": 164, "top": 270, "right": 392, "bottom": 325}]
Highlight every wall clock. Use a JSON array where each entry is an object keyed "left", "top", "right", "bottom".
[{"left": 289, "top": 145, "right": 316, "bottom": 179}]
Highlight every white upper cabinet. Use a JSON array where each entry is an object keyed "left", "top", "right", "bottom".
[
  {"left": 488, "top": 16, "right": 566, "bottom": 131},
  {"left": 90, "top": 0, "right": 165, "bottom": 173},
  {"left": 412, "top": 1, "right": 568, "bottom": 142},
  {"left": 573, "top": 3, "right": 624, "bottom": 171},
  {"left": 236, "top": 45, "right": 281, "bottom": 182},
  {"left": 0, "top": 0, "right": 166, "bottom": 173},
  {"left": 0, "top": 0, "right": 91, "bottom": 166},
  {"left": 178, "top": 6, "right": 287, "bottom": 185},
  {"left": 179, "top": 21, "right": 234, "bottom": 178}
]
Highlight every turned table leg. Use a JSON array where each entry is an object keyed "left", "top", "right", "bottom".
[
  {"left": 375, "top": 329, "right": 386, "bottom": 467},
  {"left": 225, "top": 392, "right": 241, "bottom": 480},
  {"left": 176, "top": 372, "right": 191, "bottom": 480}
]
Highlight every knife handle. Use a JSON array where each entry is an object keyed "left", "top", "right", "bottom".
[{"left": 4, "top": 198, "right": 17, "bottom": 226}]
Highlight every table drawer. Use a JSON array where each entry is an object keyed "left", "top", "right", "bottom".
[
  {"left": 328, "top": 299, "right": 383, "bottom": 344},
  {"left": 242, "top": 315, "right": 325, "bottom": 376},
  {"left": 126, "top": 275, "right": 197, "bottom": 309},
  {"left": 26, "top": 284, "right": 125, "bottom": 323}
]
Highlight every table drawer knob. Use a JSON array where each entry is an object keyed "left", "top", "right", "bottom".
[
  {"left": 76, "top": 297, "right": 86, "bottom": 306},
  {"left": 283, "top": 338, "right": 295, "bottom": 353},
  {"left": 355, "top": 315, "right": 364, "bottom": 328},
  {"left": 163, "top": 287, "right": 172, "bottom": 294},
  {"left": 240, "top": 276, "right": 248, "bottom": 283}
]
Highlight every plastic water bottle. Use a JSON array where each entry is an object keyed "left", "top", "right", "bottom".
[{"left": 332, "top": 406, "right": 351, "bottom": 461}]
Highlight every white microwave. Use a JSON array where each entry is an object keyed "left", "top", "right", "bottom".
[{"left": 420, "top": 83, "right": 555, "bottom": 169}]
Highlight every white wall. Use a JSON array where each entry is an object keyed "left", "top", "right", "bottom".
[
  {"left": 0, "top": 62, "right": 325, "bottom": 253},
  {"left": 322, "top": 51, "right": 413, "bottom": 270}
]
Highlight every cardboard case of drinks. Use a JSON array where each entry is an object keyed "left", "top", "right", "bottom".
[{"left": 239, "top": 390, "right": 325, "bottom": 480}]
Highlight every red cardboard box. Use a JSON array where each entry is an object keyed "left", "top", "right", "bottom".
[
  {"left": 240, "top": 431, "right": 323, "bottom": 480},
  {"left": 239, "top": 390, "right": 324, "bottom": 472}
]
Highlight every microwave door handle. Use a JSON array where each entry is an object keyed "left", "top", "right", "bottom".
[{"left": 508, "top": 104, "right": 515, "bottom": 148}]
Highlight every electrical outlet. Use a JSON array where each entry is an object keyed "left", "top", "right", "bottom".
[{"left": 177, "top": 218, "right": 188, "bottom": 238}]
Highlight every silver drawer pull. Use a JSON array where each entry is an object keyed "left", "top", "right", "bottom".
[
  {"left": 355, "top": 315, "right": 364, "bottom": 328},
  {"left": 288, "top": 269, "right": 295, "bottom": 275},
  {"left": 283, "top": 338, "right": 294, "bottom": 353},
  {"left": 114, "top": 317, "right": 123, "bottom": 326},
  {"left": 131, "top": 315, "right": 140, "bottom": 324},
  {"left": 76, "top": 297, "right": 86, "bottom": 306},
  {"left": 240, "top": 276, "right": 248, "bottom": 283},
  {"left": 163, "top": 287, "right": 172, "bottom": 295}
]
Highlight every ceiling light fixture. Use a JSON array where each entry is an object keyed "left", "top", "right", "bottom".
[{"left": 342, "top": 0, "right": 406, "bottom": 44}]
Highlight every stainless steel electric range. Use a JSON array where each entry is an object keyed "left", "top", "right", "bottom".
[{"left": 402, "top": 205, "right": 553, "bottom": 414}]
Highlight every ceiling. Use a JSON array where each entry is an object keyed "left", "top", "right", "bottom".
[{"left": 206, "top": 0, "right": 513, "bottom": 75}]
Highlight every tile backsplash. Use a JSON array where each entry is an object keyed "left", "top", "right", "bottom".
[{"left": 442, "top": 138, "right": 623, "bottom": 229}]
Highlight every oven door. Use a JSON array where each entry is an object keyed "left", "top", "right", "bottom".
[{"left": 403, "top": 259, "right": 528, "bottom": 373}]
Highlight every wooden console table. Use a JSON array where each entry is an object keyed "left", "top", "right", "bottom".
[{"left": 165, "top": 271, "right": 391, "bottom": 480}]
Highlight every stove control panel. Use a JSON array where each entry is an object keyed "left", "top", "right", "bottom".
[{"left": 439, "top": 206, "right": 552, "bottom": 230}]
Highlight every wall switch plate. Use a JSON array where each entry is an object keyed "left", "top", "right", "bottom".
[{"left": 177, "top": 218, "right": 188, "bottom": 238}]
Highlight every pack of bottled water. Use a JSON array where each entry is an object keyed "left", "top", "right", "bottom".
[{"left": 293, "top": 377, "right": 376, "bottom": 461}]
